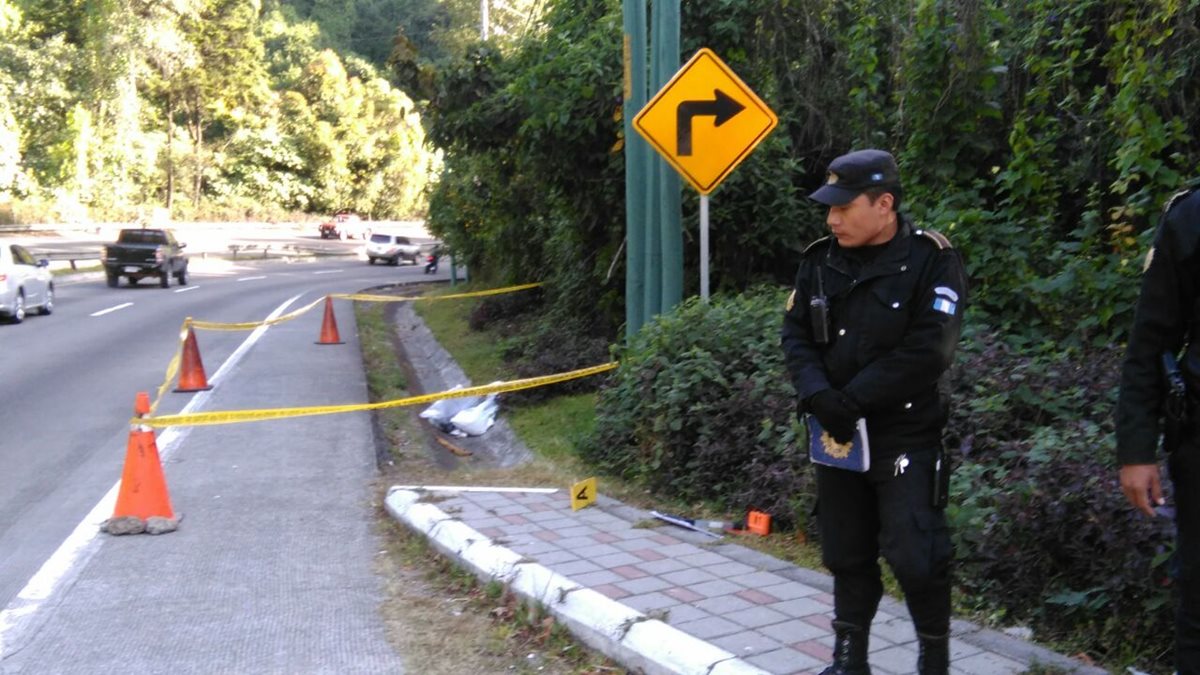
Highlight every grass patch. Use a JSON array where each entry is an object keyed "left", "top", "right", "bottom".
[
  {"left": 413, "top": 282, "right": 515, "bottom": 383},
  {"left": 508, "top": 392, "right": 596, "bottom": 463},
  {"left": 356, "top": 301, "right": 408, "bottom": 397},
  {"left": 356, "top": 301, "right": 419, "bottom": 465},
  {"left": 51, "top": 264, "right": 103, "bottom": 276}
]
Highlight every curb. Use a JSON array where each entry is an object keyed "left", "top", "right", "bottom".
[{"left": 384, "top": 487, "right": 771, "bottom": 675}]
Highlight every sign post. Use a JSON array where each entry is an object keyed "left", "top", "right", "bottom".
[
  {"left": 700, "top": 195, "right": 709, "bottom": 300},
  {"left": 633, "top": 48, "right": 777, "bottom": 300}
]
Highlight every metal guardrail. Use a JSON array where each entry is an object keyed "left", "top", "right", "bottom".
[
  {"left": 30, "top": 250, "right": 102, "bottom": 270},
  {"left": 226, "top": 242, "right": 358, "bottom": 259},
  {"left": 20, "top": 237, "right": 441, "bottom": 268}
]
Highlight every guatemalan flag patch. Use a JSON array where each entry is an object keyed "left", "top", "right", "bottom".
[{"left": 933, "top": 286, "right": 958, "bottom": 316}]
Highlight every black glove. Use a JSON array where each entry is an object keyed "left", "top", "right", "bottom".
[{"left": 806, "top": 389, "right": 861, "bottom": 444}]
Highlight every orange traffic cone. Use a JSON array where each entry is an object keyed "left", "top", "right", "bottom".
[
  {"left": 175, "top": 324, "right": 212, "bottom": 392},
  {"left": 315, "top": 296, "right": 345, "bottom": 345},
  {"left": 107, "top": 393, "right": 177, "bottom": 534}
]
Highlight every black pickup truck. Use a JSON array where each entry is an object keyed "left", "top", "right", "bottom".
[{"left": 103, "top": 228, "right": 189, "bottom": 288}]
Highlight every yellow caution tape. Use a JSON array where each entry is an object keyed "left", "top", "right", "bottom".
[
  {"left": 148, "top": 320, "right": 193, "bottom": 416},
  {"left": 150, "top": 350, "right": 182, "bottom": 417},
  {"left": 334, "top": 282, "right": 543, "bottom": 303},
  {"left": 137, "top": 362, "right": 618, "bottom": 428},
  {"left": 183, "top": 283, "right": 544, "bottom": 332},
  {"left": 145, "top": 282, "right": 548, "bottom": 418},
  {"left": 189, "top": 297, "right": 327, "bottom": 331}
]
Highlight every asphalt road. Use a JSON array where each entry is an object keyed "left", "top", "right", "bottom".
[{"left": 0, "top": 252, "right": 447, "bottom": 617}]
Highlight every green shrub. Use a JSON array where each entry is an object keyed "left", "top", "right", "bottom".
[
  {"left": 943, "top": 327, "right": 1175, "bottom": 665},
  {"left": 579, "top": 288, "right": 812, "bottom": 529}
]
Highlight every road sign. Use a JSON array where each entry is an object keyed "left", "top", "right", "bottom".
[{"left": 633, "top": 48, "right": 778, "bottom": 195}]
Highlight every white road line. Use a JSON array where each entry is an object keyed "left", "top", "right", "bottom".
[
  {"left": 0, "top": 292, "right": 307, "bottom": 661},
  {"left": 312, "top": 269, "right": 343, "bottom": 275},
  {"left": 90, "top": 303, "right": 133, "bottom": 317},
  {"left": 174, "top": 286, "right": 199, "bottom": 293},
  {"left": 236, "top": 276, "right": 267, "bottom": 282}
]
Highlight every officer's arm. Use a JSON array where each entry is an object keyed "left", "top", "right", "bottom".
[
  {"left": 781, "top": 259, "right": 832, "bottom": 402},
  {"left": 1116, "top": 208, "right": 1193, "bottom": 466},
  {"left": 841, "top": 249, "right": 966, "bottom": 410}
]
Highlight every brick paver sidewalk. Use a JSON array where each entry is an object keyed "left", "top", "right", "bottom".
[{"left": 418, "top": 488, "right": 1101, "bottom": 675}]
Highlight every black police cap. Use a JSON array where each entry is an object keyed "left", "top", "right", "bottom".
[{"left": 809, "top": 149, "right": 901, "bottom": 206}]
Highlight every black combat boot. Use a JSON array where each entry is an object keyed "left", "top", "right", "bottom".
[
  {"left": 818, "top": 620, "right": 871, "bottom": 675},
  {"left": 916, "top": 632, "right": 950, "bottom": 675}
]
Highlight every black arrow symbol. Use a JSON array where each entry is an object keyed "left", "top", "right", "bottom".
[{"left": 676, "top": 89, "right": 745, "bottom": 156}]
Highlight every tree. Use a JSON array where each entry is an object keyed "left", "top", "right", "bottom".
[
  {"left": 0, "top": 0, "right": 27, "bottom": 203},
  {"left": 174, "top": 0, "right": 270, "bottom": 207}
]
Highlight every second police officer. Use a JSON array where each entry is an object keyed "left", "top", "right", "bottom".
[{"left": 1117, "top": 184, "right": 1200, "bottom": 671}]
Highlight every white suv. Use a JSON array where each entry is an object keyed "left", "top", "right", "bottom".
[{"left": 365, "top": 233, "right": 421, "bottom": 266}]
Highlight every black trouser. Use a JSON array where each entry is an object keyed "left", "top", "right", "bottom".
[
  {"left": 1169, "top": 434, "right": 1200, "bottom": 673},
  {"left": 816, "top": 446, "right": 952, "bottom": 636}
]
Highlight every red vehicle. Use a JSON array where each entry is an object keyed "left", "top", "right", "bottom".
[{"left": 318, "top": 211, "right": 370, "bottom": 240}]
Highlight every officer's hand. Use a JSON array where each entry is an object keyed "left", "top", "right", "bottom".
[
  {"left": 1120, "top": 464, "right": 1164, "bottom": 517},
  {"left": 807, "top": 389, "right": 861, "bottom": 444}
]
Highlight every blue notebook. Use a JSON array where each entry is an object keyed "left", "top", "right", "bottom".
[{"left": 806, "top": 415, "right": 870, "bottom": 472}]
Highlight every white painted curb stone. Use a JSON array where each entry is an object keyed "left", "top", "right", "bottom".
[{"left": 385, "top": 487, "right": 771, "bottom": 675}]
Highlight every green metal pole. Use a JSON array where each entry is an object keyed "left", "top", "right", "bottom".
[
  {"left": 652, "top": 0, "right": 682, "bottom": 312},
  {"left": 638, "top": 1, "right": 667, "bottom": 319},
  {"left": 643, "top": 153, "right": 662, "bottom": 321},
  {"left": 622, "top": 0, "right": 648, "bottom": 340}
]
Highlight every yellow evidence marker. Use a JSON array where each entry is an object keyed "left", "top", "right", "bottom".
[{"left": 571, "top": 477, "right": 598, "bottom": 511}]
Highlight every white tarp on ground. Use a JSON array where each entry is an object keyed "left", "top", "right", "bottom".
[{"left": 418, "top": 385, "right": 499, "bottom": 437}]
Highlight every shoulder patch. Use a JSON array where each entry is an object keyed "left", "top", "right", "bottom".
[
  {"left": 802, "top": 236, "right": 832, "bottom": 256},
  {"left": 1164, "top": 188, "right": 1195, "bottom": 215},
  {"left": 914, "top": 228, "right": 952, "bottom": 250}
]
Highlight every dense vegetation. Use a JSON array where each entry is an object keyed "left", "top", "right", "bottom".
[
  {"left": 0, "top": 0, "right": 441, "bottom": 223},
  {"left": 422, "top": 0, "right": 1200, "bottom": 344}
]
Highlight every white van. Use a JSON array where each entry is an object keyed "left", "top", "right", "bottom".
[{"left": 365, "top": 233, "right": 421, "bottom": 266}]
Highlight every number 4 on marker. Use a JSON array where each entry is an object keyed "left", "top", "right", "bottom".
[{"left": 571, "top": 477, "right": 597, "bottom": 511}]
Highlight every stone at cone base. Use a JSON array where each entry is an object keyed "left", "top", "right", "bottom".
[
  {"left": 101, "top": 515, "right": 180, "bottom": 535},
  {"left": 102, "top": 516, "right": 147, "bottom": 535},
  {"left": 145, "top": 516, "right": 180, "bottom": 534}
]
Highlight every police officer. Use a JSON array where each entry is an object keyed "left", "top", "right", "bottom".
[
  {"left": 781, "top": 149, "right": 967, "bottom": 675},
  {"left": 1117, "top": 186, "right": 1200, "bottom": 671}
]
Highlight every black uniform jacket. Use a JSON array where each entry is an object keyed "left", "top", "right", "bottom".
[
  {"left": 781, "top": 219, "right": 967, "bottom": 453},
  {"left": 1117, "top": 188, "right": 1200, "bottom": 465}
]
